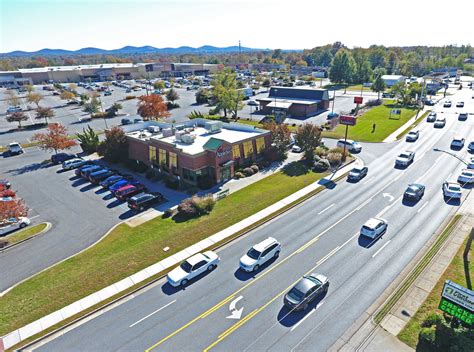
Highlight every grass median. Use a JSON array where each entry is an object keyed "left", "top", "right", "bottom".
[
  {"left": 322, "top": 100, "right": 417, "bottom": 142},
  {"left": 1, "top": 223, "right": 48, "bottom": 247},
  {"left": 0, "top": 162, "right": 328, "bottom": 336}
]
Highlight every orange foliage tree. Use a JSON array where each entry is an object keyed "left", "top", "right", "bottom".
[
  {"left": 33, "top": 123, "right": 77, "bottom": 155},
  {"left": 137, "top": 94, "right": 170, "bottom": 120},
  {"left": 0, "top": 198, "right": 29, "bottom": 219}
]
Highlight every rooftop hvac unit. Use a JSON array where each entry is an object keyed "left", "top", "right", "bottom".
[
  {"left": 181, "top": 134, "right": 196, "bottom": 144},
  {"left": 148, "top": 126, "right": 160, "bottom": 133},
  {"left": 175, "top": 130, "right": 186, "bottom": 141},
  {"left": 205, "top": 121, "right": 223, "bottom": 133},
  {"left": 162, "top": 128, "right": 173, "bottom": 137}
]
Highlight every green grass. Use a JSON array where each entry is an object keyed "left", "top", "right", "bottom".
[
  {"left": 0, "top": 162, "right": 328, "bottom": 336},
  {"left": 2, "top": 223, "right": 48, "bottom": 246},
  {"left": 322, "top": 100, "right": 418, "bottom": 142},
  {"left": 395, "top": 110, "right": 431, "bottom": 140},
  {"left": 398, "top": 225, "right": 473, "bottom": 348}
]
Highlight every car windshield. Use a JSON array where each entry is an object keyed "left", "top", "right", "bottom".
[
  {"left": 180, "top": 261, "right": 192, "bottom": 273},
  {"left": 362, "top": 225, "right": 373, "bottom": 232},
  {"left": 351, "top": 168, "right": 361, "bottom": 174},
  {"left": 306, "top": 276, "right": 322, "bottom": 287},
  {"left": 449, "top": 185, "right": 461, "bottom": 192},
  {"left": 287, "top": 287, "right": 305, "bottom": 301},
  {"left": 247, "top": 248, "right": 261, "bottom": 260},
  {"left": 407, "top": 186, "right": 418, "bottom": 193}
]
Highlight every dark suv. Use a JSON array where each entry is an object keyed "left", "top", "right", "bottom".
[
  {"left": 51, "top": 153, "right": 77, "bottom": 165},
  {"left": 89, "top": 169, "right": 115, "bottom": 183},
  {"left": 127, "top": 192, "right": 165, "bottom": 212}
]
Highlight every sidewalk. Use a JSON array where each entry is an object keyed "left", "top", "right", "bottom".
[
  {"left": 331, "top": 189, "right": 474, "bottom": 352},
  {"left": 0, "top": 158, "right": 361, "bottom": 351}
]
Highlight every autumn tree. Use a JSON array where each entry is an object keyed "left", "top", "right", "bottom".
[
  {"left": 60, "top": 90, "right": 76, "bottom": 102},
  {"left": 32, "top": 123, "right": 77, "bottom": 155},
  {"left": 98, "top": 126, "right": 129, "bottom": 163},
  {"left": 137, "top": 94, "right": 170, "bottom": 120},
  {"left": 26, "top": 92, "right": 42, "bottom": 108},
  {"left": 263, "top": 120, "right": 292, "bottom": 160},
  {"left": 24, "top": 85, "right": 34, "bottom": 93},
  {"left": 6, "top": 111, "right": 28, "bottom": 128},
  {"left": 6, "top": 91, "right": 21, "bottom": 107},
  {"left": 35, "top": 106, "right": 55, "bottom": 124},
  {"left": 0, "top": 198, "right": 29, "bottom": 219},
  {"left": 295, "top": 123, "right": 322, "bottom": 163}
]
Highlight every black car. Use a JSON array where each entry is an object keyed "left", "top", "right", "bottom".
[
  {"left": 403, "top": 183, "right": 425, "bottom": 201},
  {"left": 458, "top": 113, "right": 468, "bottom": 121},
  {"left": 51, "top": 153, "right": 77, "bottom": 165},
  {"left": 284, "top": 273, "right": 329, "bottom": 311},
  {"left": 347, "top": 167, "right": 368, "bottom": 181},
  {"left": 121, "top": 118, "right": 132, "bottom": 125},
  {"left": 424, "top": 99, "right": 435, "bottom": 106},
  {"left": 127, "top": 192, "right": 165, "bottom": 212},
  {"left": 0, "top": 179, "right": 11, "bottom": 189},
  {"left": 89, "top": 169, "right": 115, "bottom": 184}
]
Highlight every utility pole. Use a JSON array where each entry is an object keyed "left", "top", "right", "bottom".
[{"left": 239, "top": 40, "right": 241, "bottom": 55}]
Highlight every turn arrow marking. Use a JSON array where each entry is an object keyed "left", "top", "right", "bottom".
[
  {"left": 227, "top": 295, "right": 244, "bottom": 320},
  {"left": 382, "top": 193, "right": 394, "bottom": 202}
]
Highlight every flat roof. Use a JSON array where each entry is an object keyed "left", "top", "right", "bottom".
[
  {"left": 257, "top": 97, "right": 318, "bottom": 106},
  {"left": 18, "top": 63, "right": 138, "bottom": 73}
]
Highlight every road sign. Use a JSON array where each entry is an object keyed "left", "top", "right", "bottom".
[
  {"left": 442, "top": 280, "right": 474, "bottom": 311},
  {"left": 354, "top": 96, "right": 363, "bottom": 104},
  {"left": 340, "top": 115, "right": 357, "bottom": 126},
  {"left": 391, "top": 109, "right": 401, "bottom": 115}
]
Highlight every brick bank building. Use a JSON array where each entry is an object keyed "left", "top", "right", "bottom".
[{"left": 126, "top": 119, "right": 271, "bottom": 185}]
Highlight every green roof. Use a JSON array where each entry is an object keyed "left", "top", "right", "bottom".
[{"left": 203, "top": 138, "right": 223, "bottom": 151}]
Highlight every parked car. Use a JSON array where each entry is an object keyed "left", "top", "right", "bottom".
[
  {"left": 426, "top": 111, "right": 437, "bottom": 122},
  {"left": 406, "top": 130, "right": 419, "bottom": 142},
  {"left": 133, "top": 118, "right": 144, "bottom": 124},
  {"left": 403, "top": 184, "right": 425, "bottom": 201},
  {"left": 0, "top": 217, "right": 31, "bottom": 235},
  {"left": 337, "top": 139, "right": 362, "bottom": 153},
  {"left": 347, "top": 167, "right": 368, "bottom": 182},
  {"left": 451, "top": 137, "right": 465, "bottom": 150},
  {"left": 8, "top": 142, "right": 23, "bottom": 155},
  {"left": 89, "top": 169, "right": 114, "bottom": 183},
  {"left": 80, "top": 165, "right": 103, "bottom": 178},
  {"left": 115, "top": 184, "right": 147, "bottom": 201},
  {"left": 167, "top": 251, "right": 220, "bottom": 287},
  {"left": 468, "top": 142, "right": 474, "bottom": 153},
  {"left": 458, "top": 113, "right": 468, "bottom": 121},
  {"left": 443, "top": 100, "right": 452, "bottom": 107},
  {"left": 424, "top": 99, "right": 435, "bottom": 106},
  {"left": 75, "top": 162, "right": 96, "bottom": 176},
  {"left": 395, "top": 151, "right": 415, "bottom": 167},
  {"left": 127, "top": 192, "right": 165, "bottom": 212},
  {"left": 468, "top": 157, "right": 474, "bottom": 169},
  {"left": 121, "top": 118, "right": 132, "bottom": 125},
  {"left": 442, "top": 182, "right": 462, "bottom": 199},
  {"left": 247, "top": 100, "right": 258, "bottom": 106},
  {"left": 51, "top": 153, "right": 76, "bottom": 165},
  {"left": 62, "top": 158, "right": 86, "bottom": 170},
  {"left": 6, "top": 106, "right": 22, "bottom": 113},
  {"left": 360, "top": 218, "right": 388, "bottom": 239},
  {"left": 109, "top": 179, "right": 133, "bottom": 193},
  {"left": 283, "top": 273, "right": 329, "bottom": 311},
  {"left": 456, "top": 101, "right": 464, "bottom": 108},
  {"left": 458, "top": 169, "right": 474, "bottom": 185},
  {"left": 104, "top": 91, "right": 112, "bottom": 96},
  {"left": 0, "top": 189, "right": 16, "bottom": 198},
  {"left": 291, "top": 145, "right": 302, "bottom": 153},
  {"left": 100, "top": 175, "right": 130, "bottom": 189},
  {"left": 239, "top": 237, "right": 281, "bottom": 272},
  {"left": 434, "top": 117, "right": 446, "bottom": 128},
  {"left": 0, "top": 179, "right": 11, "bottom": 190}
]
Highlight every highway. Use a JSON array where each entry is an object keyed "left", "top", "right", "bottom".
[{"left": 35, "top": 88, "right": 474, "bottom": 351}]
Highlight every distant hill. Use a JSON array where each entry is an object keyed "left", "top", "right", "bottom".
[{"left": 1, "top": 45, "right": 268, "bottom": 57}]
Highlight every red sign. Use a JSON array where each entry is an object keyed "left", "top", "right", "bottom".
[
  {"left": 340, "top": 115, "right": 357, "bottom": 126},
  {"left": 354, "top": 96, "right": 363, "bottom": 104}
]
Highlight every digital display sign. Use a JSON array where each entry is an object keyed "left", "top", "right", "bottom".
[{"left": 438, "top": 297, "right": 474, "bottom": 325}]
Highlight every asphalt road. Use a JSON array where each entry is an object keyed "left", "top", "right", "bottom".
[{"left": 35, "top": 88, "right": 474, "bottom": 351}]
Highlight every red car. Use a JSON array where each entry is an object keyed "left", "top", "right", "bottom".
[{"left": 115, "top": 184, "right": 146, "bottom": 201}]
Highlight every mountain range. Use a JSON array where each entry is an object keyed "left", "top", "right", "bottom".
[{"left": 1, "top": 45, "right": 268, "bottom": 57}]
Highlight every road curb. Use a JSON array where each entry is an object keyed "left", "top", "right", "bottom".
[
  {"left": 7, "top": 159, "right": 357, "bottom": 351},
  {"left": 0, "top": 222, "right": 51, "bottom": 254}
]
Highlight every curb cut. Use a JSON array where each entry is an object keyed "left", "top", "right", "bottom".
[{"left": 0, "top": 222, "right": 51, "bottom": 253}]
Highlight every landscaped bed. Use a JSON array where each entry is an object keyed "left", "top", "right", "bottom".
[{"left": 0, "top": 162, "right": 328, "bottom": 336}]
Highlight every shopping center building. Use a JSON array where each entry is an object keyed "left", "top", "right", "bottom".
[{"left": 125, "top": 119, "right": 271, "bottom": 186}]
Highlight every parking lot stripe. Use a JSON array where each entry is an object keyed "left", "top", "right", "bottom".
[
  {"left": 372, "top": 240, "right": 391, "bottom": 258},
  {"left": 317, "top": 203, "right": 335, "bottom": 215},
  {"left": 129, "top": 300, "right": 176, "bottom": 328}
]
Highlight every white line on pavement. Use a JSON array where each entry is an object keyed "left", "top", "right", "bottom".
[
  {"left": 376, "top": 195, "right": 402, "bottom": 218},
  {"left": 290, "top": 300, "right": 325, "bottom": 332},
  {"left": 417, "top": 201, "right": 429, "bottom": 213},
  {"left": 355, "top": 198, "right": 372, "bottom": 211},
  {"left": 29, "top": 215, "right": 40, "bottom": 220},
  {"left": 129, "top": 300, "right": 176, "bottom": 328},
  {"left": 372, "top": 240, "right": 391, "bottom": 258},
  {"left": 362, "top": 177, "right": 374, "bottom": 185},
  {"left": 317, "top": 203, "right": 335, "bottom": 215}
]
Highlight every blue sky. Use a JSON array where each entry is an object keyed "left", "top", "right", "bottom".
[{"left": 1, "top": 0, "right": 472, "bottom": 53}]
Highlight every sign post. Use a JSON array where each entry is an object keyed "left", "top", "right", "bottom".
[
  {"left": 438, "top": 280, "right": 474, "bottom": 326},
  {"left": 339, "top": 115, "right": 357, "bottom": 161}
]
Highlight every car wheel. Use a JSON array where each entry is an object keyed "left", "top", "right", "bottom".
[
  {"left": 181, "top": 279, "right": 189, "bottom": 286},
  {"left": 19, "top": 223, "right": 27, "bottom": 229},
  {"left": 207, "top": 264, "right": 215, "bottom": 271},
  {"left": 274, "top": 250, "right": 280, "bottom": 258},
  {"left": 302, "top": 302, "right": 308, "bottom": 310},
  {"left": 139, "top": 206, "right": 144, "bottom": 212},
  {"left": 253, "top": 264, "right": 260, "bottom": 272}
]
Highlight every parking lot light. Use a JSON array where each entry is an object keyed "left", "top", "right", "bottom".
[{"left": 433, "top": 148, "right": 468, "bottom": 165}]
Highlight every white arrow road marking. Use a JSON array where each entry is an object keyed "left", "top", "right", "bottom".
[
  {"left": 129, "top": 300, "right": 176, "bottom": 328},
  {"left": 382, "top": 193, "right": 394, "bottom": 202},
  {"left": 227, "top": 295, "right": 244, "bottom": 320},
  {"left": 372, "top": 240, "right": 391, "bottom": 258},
  {"left": 317, "top": 203, "right": 335, "bottom": 215},
  {"left": 290, "top": 300, "right": 325, "bottom": 331}
]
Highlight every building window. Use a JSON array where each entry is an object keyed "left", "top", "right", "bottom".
[
  {"left": 169, "top": 152, "right": 177, "bottom": 170},
  {"left": 255, "top": 137, "right": 265, "bottom": 153},
  {"left": 158, "top": 148, "right": 167, "bottom": 167},
  {"left": 149, "top": 146, "right": 157, "bottom": 163},
  {"left": 243, "top": 141, "right": 254, "bottom": 158},
  {"left": 232, "top": 144, "right": 241, "bottom": 159}
]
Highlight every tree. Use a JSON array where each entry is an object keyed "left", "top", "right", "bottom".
[
  {"left": 108, "top": 102, "right": 122, "bottom": 116},
  {"left": 295, "top": 123, "right": 322, "bottom": 163},
  {"left": 371, "top": 68, "right": 386, "bottom": 99},
  {"left": 212, "top": 70, "right": 244, "bottom": 118},
  {"left": 32, "top": 123, "right": 77, "bottom": 155},
  {"left": 352, "top": 51, "right": 372, "bottom": 84},
  {"left": 166, "top": 88, "right": 180, "bottom": 104},
  {"left": 98, "top": 126, "right": 129, "bottom": 163},
  {"left": 25, "top": 92, "right": 42, "bottom": 108},
  {"left": 0, "top": 198, "right": 28, "bottom": 219},
  {"left": 6, "top": 111, "right": 28, "bottom": 128},
  {"left": 77, "top": 125, "right": 100, "bottom": 153},
  {"left": 153, "top": 81, "right": 166, "bottom": 90},
  {"left": 137, "top": 94, "right": 170, "bottom": 120},
  {"left": 35, "top": 106, "right": 55, "bottom": 124},
  {"left": 60, "top": 90, "right": 75, "bottom": 102},
  {"left": 329, "top": 49, "right": 356, "bottom": 92},
  {"left": 263, "top": 120, "right": 292, "bottom": 160},
  {"left": 83, "top": 102, "right": 100, "bottom": 116},
  {"left": 391, "top": 81, "right": 411, "bottom": 106},
  {"left": 6, "top": 91, "right": 21, "bottom": 107},
  {"left": 24, "top": 85, "right": 34, "bottom": 93}
]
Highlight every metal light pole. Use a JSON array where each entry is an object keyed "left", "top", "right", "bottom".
[
  {"left": 331, "top": 89, "right": 336, "bottom": 114},
  {"left": 98, "top": 96, "right": 108, "bottom": 129},
  {"left": 433, "top": 148, "right": 468, "bottom": 165},
  {"left": 274, "top": 88, "right": 278, "bottom": 122}
]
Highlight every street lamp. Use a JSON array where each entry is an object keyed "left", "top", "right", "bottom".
[{"left": 433, "top": 148, "right": 468, "bottom": 165}]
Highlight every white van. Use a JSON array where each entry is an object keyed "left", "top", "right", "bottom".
[{"left": 337, "top": 139, "right": 362, "bottom": 153}]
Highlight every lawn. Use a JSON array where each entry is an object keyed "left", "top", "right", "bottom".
[
  {"left": 1, "top": 223, "right": 48, "bottom": 246},
  {"left": 0, "top": 162, "right": 327, "bottom": 336},
  {"left": 398, "top": 233, "right": 473, "bottom": 348},
  {"left": 322, "top": 100, "right": 418, "bottom": 142}
]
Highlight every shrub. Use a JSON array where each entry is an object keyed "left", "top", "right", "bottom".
[
  {"left": 91, "top": 112, "right": 108, "bottom": 119},
  {"left": 243, "top": 167, "right": 254, "bottom": 176},
  {"left": 328, "top": 147, "right": 345, "bottom": 154},
  {"left": 125, "top": 95, "right": 136, "bottom": 100},
  {"left": 315, "top": 146, "right": 328, "bottom": 157},
  {"left": 365, "top": 99, "right": 382, "bottom": 107},
  {"left": 177, "top": 194, "right": 216, "bottom": 218},
  {"left": 327, "top": 152, "right": 343, "bottom": 166},
  {"left": 125, "top": 159, "right": 148, "bottom": 173},
  {"left": 166, "top": 177, "right": 179, "bottom": 190},
  {"left": 234, "top": 172, "right": 245, "bottom": 179},
  {"left": 250, "top": 165, "right": 259, "bottom": 173},
  {"left": 177, "top": 198, "right": 198, "bottom": 217},
  {"left": 162, "top": 208, "right": 175, "bottom": 218},
  {"left": 418, "top": 327, "right": 436, "bottom": 349},
  {"left": 0, "top": 240, "right": 9, "bottom": 248},
  {"left": 166, "top": 102, "right": 180, "bottom": 110},
  {"left": 197, "top": 175, "right": 214, "bottom": 190},
  {"left": 145, "top": 168, "right": 160, "bottom": 180},
  {"left": 314, "top": 158, "right": 330, "bottom": 172},
  {"left": 421, "top": 313, "right": 443, "bottom": 328}
]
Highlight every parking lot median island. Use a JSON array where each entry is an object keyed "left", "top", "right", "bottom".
[
  {"left": 0, "top": 162, "right": 333, "bottom": 337},
  {"left": 0, "top": 223, "right": 49, "bottom": 249},
  {"left": 322, "top": 100, "right": 417, "bottom": 142}
]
